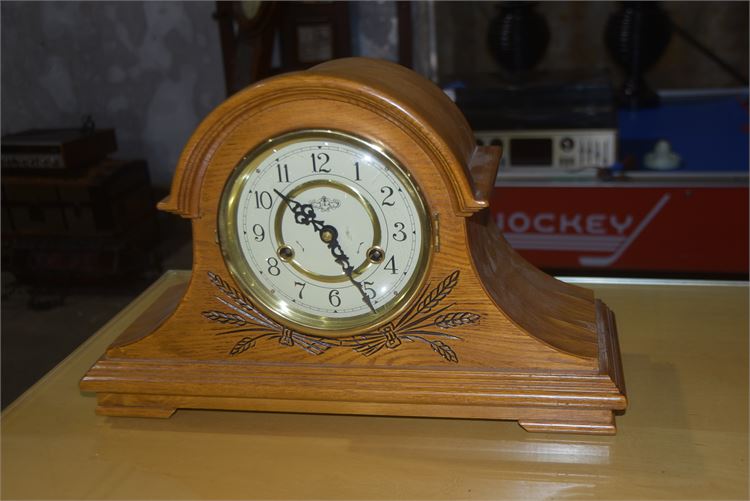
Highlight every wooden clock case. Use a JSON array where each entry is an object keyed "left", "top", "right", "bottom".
[{"left": 81, "top": 58, "right": 627, "bottom": 434}]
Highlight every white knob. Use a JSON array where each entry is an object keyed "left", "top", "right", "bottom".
[{"left": 644, "top": 140, "right": 681, "bottom": 170}]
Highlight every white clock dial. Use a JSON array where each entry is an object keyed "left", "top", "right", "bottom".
[{"left": 219, "top": 130, "right": 432, "bottom": 335}]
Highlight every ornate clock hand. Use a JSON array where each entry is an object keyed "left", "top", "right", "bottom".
[
  {"left": 311, "top": 223, "right": 377, "bottom": 314},
  {"left": 274, "top": 189, "right": 376, "bottom": 313},
  {"left": 345, "top": 267, "right": 377, "bottom": 314},
  {"left": 273, "top": 189, "right": 321, "bottom": 229},
  {"left": 326, "top": 232, "right": 377, "bottom": 314}
]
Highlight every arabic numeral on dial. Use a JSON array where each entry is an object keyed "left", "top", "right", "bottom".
[
  {"left": 384, "top": 255, "right": 398, "bottom": 275},
  {"left": 276, "top": 163, "right": 289, "bottom": 183},
  {"left": 328, "top": 289, "right": 341, "bottom": 307},
  {"left": 253, "top": 190, "right": 273, "bottom": 209},
  {"left": 363, "top": 281, "right": 376, "bottom": 299},
  {"left": 252, "top": 224, "right": 265, "bottom": 242},
  {"left": 267, "top": 257, "right": 281, "bottom": 276},
  {"left": 311, "top": 152, "right": 331, "bottom": 173},
  {"left": 392, "top": 221, "right": 407, "bottom": 241},
  {"left": 354, "top": 161, "right": 361, "bottom": 181},
  {"left": 294, "top": 281, "right": 306, "bottom": 299},
  {"left": 380, "top": 186, "right": 395, "bottom": 206}
]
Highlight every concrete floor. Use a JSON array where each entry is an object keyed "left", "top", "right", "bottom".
[{"left": 1, "top": 218, "right": 193, "bottom": 409}]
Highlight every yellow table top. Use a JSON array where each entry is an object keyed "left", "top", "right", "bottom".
[{"left": 2, "top": 271, "right": 748, "bottom": 500}]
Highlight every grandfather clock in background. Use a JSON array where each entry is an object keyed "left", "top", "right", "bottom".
[
  {"left": 216, "top": 1, "right": 352, "bottom": 96},
  {"left": 215, "top": 1, "right": 413, "bottom": 96}
]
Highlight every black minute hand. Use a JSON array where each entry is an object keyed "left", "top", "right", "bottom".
[{"left": 327, "top": 234, "right": 376, "bottom": 314}]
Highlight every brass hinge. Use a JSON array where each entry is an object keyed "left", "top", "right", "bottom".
[{"left": 432, "top": 212, "right": 440, "bottom": 252}]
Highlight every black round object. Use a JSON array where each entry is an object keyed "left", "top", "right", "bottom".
[
  {"left": 487, "top": 2, "right": 550, "bottom": 73},
  {"left": 605, "top": 2, "right": 672, "bottom": 109}
]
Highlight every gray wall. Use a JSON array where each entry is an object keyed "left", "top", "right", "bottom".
[
  {"left": 0, "top": 1, "right": 406, "bottom": 188},
  {"left": 1, "top": 1, "right": 225, "bottom": 187}
]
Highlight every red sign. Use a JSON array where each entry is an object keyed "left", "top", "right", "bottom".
[{"left": 491, "top": 186, "right": 748, "bottom": 275}]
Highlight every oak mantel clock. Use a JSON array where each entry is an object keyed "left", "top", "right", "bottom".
[{"left": 81, "top": 58, "right": 627, "bottom": 434}]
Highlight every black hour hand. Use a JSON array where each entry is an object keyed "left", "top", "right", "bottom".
[{"left": 273, "top": 189, "right": 317, "bottom": 226}]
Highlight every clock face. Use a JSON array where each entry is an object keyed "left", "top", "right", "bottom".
[{"left": 218, "top": 130, "right": 432, "bottom": 335}]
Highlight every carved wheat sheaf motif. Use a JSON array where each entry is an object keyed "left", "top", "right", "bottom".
[{"left": 202, "top": 270, "right": 480, "bottom": 363}]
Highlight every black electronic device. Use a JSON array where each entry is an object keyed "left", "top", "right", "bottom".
[{"left": 444, "top": 70, "right": 618, "bottom": 175}]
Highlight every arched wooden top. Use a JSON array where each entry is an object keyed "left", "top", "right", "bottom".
[{"left": 158, "top": 58, "right": 487, "bottom": 218}]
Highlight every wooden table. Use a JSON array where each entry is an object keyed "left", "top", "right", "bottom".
[{"left": 2, "top": 271, "right": 747, "bottom": 499}]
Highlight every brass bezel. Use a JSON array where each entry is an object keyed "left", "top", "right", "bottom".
[{"left": 217, "top": 129, "right": 433, "bottom": 337}]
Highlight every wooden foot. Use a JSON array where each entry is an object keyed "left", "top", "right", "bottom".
[
  {"left": 519, "top": 411, "right": 616, "bottom": 435},
  {"left": 96, "top": 405, "right": 176, "bottom": 418},
  {"left": 96, "top": 394, "right": 176, "bottom": 418}
]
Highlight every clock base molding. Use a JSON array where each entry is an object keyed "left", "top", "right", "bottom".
[
  {"left": 81, "top": 274, "right": 625, "bottom": 435},
  {"left": 91, "top": 393, "right": 618, "bottom": 435}
]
